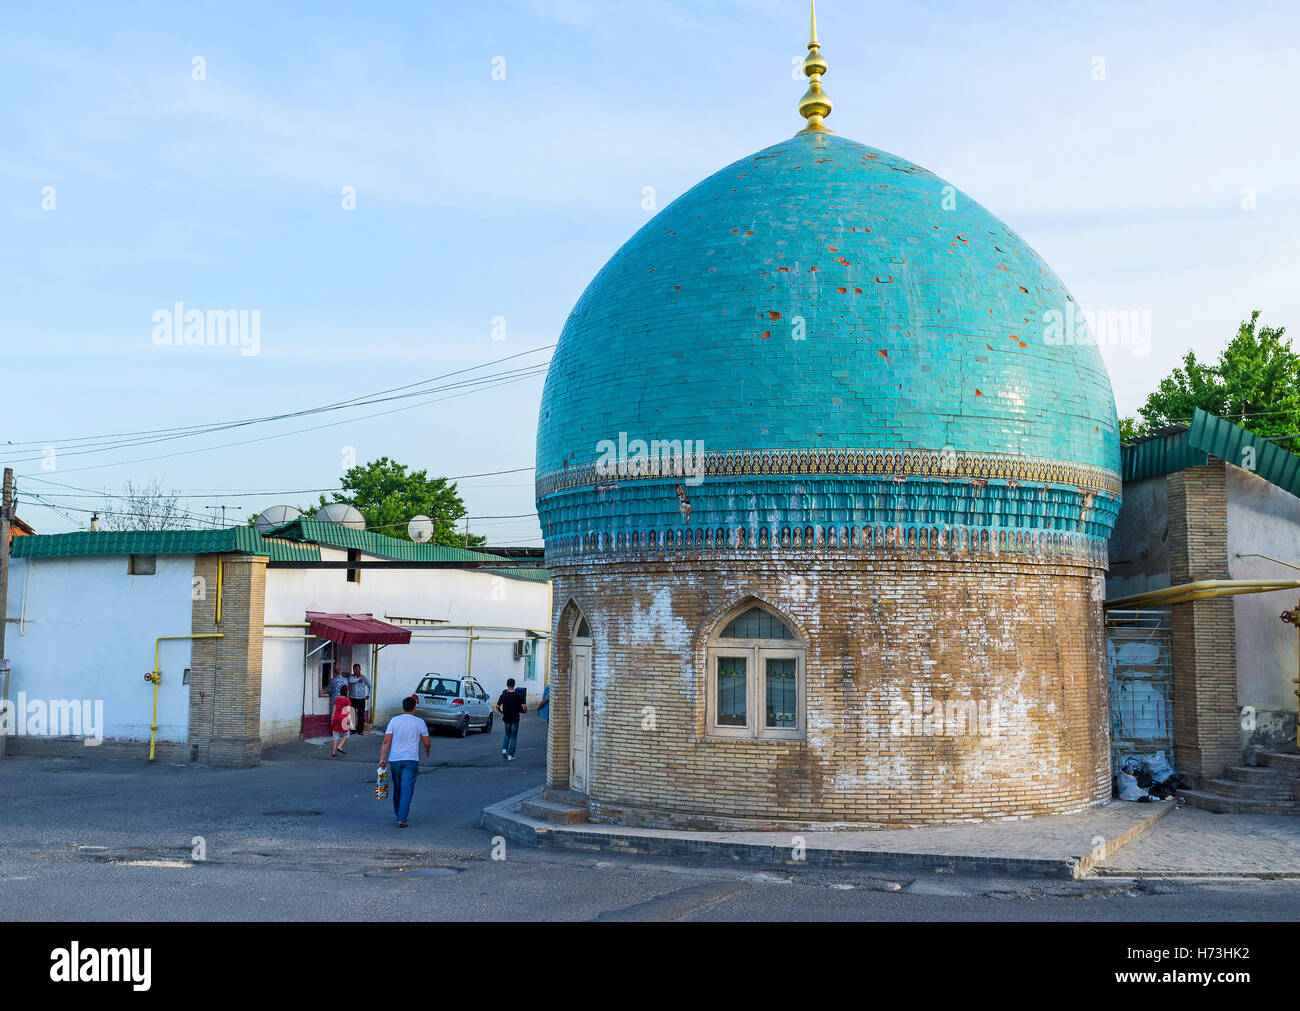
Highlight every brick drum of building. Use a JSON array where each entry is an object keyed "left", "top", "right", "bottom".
[
  {"left": 545, "top": 551, "right": 1111, "bottom": 829},
  {"left": 535, "top": 36, "right": 1124, "bottom": 828}
]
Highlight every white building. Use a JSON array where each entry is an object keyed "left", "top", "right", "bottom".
[{"left": 1, "top": 520, "right": 550, "bottom": 766}]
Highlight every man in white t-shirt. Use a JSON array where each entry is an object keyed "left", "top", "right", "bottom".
[{"left": 378, "top": 696, "right": 431, "bottom": 827}]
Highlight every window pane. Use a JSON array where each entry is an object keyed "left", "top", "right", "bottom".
[
  {"left": 716, "top": 656, "right": 748, "bottom": 727},
  {"left": 721, "top": 606, "right": 793, "bottom": 640},
  {"left": 765, "top": 657, "right": 797, "bottom": 729}
]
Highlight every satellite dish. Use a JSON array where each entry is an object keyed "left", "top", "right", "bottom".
[
  {"left": 255, "top": 504, "right": 302, "bottom": 534},
  {"left": 408, "top": 515, "right": 434, "bottom": 543},
  {"left": 316, "top": 503, "right": 367, "bottom": 530}
]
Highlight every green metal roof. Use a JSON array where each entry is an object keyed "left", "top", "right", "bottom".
[
  {"left": 249, "top": 536, "right": 323, "bottom": 563},
  {"left": 12, "top": 521, "right": 548, "bottom": 585},
  {"left": 486, "top": 566, "right": 551, "bottom": 583},
  {"left": 10, "top": 527, "right": 321, "bottom": 562},
  {"left": 269, "top": 519, "right": 505, "bottom": 561},
  {"left": 266, "top": 519, "right": 549, "bottom": 581},
  {"left": 1188, "top": 408, "right": 1300, "bottom": 498},
  {"left": 1121, "top": 425, "right": 1207, "bottom": 482},
  {"left": 1120, "top": 408, "right": 1300, "bottom": 499}
]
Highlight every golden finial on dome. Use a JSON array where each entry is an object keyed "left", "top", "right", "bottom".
[{"left": 797, "top": 0, "right": 833, "bottom": 135}]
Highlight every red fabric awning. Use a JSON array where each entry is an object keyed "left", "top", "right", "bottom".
[{"left": 306, "top": 612, "right": 412, "bottom": 647}]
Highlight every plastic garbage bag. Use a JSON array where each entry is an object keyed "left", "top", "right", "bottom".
[
  {"left": 1117, "top": 769, "right": 1149, "bottom": 801},
  {"left": 1141, "top": 750, "right": 1176, "bottom": 784}
]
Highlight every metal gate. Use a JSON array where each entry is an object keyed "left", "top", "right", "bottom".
[{"left": 1106, "top": 608, "right": 1173, "bottom": 773}]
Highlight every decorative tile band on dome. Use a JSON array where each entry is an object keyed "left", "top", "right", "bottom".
[
  {"left": 537, "top": 466, "right": 1120, "bottom": 567},
  {"left": 535, "top": 447, "right": 1122, "bottom": 501},
  {"left": 540, "top": 524, "right": 1112, "bottom": 567}
]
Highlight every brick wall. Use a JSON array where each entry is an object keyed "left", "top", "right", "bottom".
[
  {"left": 545, "top": 551, "right": 1111, "bottom": 827},
  {"left": 189, "top": 554, "right": 267, "bottom": 768},
  {"left": 1166, "top": 461, "right": 1239, "bottom": 781}
]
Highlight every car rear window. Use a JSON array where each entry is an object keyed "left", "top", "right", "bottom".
[{"left": 417, "top": 677, "right": 460, "bottom": 697}]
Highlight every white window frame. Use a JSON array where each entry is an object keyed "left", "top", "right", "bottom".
[
  {"left": 757, "top": 647, "right": 803, "bottom": 740},
  {"left": 705, "top": 607, "right": 805, "bottom": 741},
  {"left": 316, "top": 641, "right": 337, "bottom": 697},
  {"left": 707, "top": 646, "right": 754, "bottom": 738}
]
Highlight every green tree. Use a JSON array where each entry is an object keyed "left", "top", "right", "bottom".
[
  {"left": 322, "top": 457, "right": 484, "bottom": 546},
  {"left": 251, "top": 458, "right": 483, "bottom": 545},
  {"left": 1120, "top": 312, "right": 1300, "bottom": 448}
]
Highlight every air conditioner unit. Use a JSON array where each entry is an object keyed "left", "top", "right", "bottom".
[{"left": 513, "top": 638, "right": 533, "bottom": 660}]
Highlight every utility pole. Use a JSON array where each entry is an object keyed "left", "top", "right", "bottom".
[{"left": 0, "top": 468, "right": 14, "bottom": 760}]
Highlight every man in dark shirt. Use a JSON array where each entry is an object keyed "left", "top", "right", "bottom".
[{"left": 494, "top": 678, "right": 527, "bottom": 761}]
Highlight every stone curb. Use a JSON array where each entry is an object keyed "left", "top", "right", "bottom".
[{"left": 482, "top": 789, "right": 1174, "bottom": 880}]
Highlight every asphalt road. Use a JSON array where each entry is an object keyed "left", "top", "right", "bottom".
[{"left": 2, "top": 714, "right": 1299, "bottom": 922}]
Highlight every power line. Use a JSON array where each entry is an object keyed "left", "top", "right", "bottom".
[
  {"left": 22, "top": 498, "right": 216, "bottom": 530},
  {"left": 13, "top": 368, "right": 545, "bottom": 478},
  {"left": 3, "top": 343, "right": 555, "bottom": 452},
  {"left": 3, "top": 361, "right": 549, "bottom": 470},
  {"left": 19, "top": 466, "right": 535, "bottom": 501},
  {"left": 3, "top": 359, "right": 546, "bottom": 459}
]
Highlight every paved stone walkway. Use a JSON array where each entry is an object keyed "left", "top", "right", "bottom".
[
  {"left": 485, "top": 789, "right": 1173, "bottom": 879},
  {"left": 1097, "top": 806, "right": 1300, "bottom": 876}
]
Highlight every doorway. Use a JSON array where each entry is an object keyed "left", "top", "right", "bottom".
[{"left": 570, "top": 617, "right": 592, "bottom": 793}]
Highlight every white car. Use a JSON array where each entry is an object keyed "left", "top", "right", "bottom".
[{"left": 412, "top": 674, "right": 493, "bottom": 737}]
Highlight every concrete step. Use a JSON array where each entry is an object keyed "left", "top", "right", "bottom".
[
  {"left": 520, "top": 798, "right": 588, "bottom": 825},
  {"left": 1178, "top": 789, "right": 1300, "bottom": 816},
  {"left": 1203, "top": 777, "right": 1294, "bottom": 801},
  {"left": 1225, "top": 765, "right": 1284, "bottom": 784},
  {"left": 1259, "top": 752, "right": 1300, "bottom": 778},
  {"left": 542, "top": 787, "right": 590, "bottom": 806}
]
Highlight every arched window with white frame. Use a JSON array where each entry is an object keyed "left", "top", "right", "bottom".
[{"left": 705, "top": 603, "right": 805, "bottom": 740}]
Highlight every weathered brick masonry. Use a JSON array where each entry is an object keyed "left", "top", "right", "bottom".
[
  {"left": 190, "top": 553, "right": 267, "bottom": 768},
  {"left": 1166, "top": 460, "right": 1238, "bottom": 782},
  {"left": 546, "top": 552, "right": 1111, "bottom": 828}
]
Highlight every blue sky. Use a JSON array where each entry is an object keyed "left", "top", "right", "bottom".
[{"left": 3, "top": 0, "right": 1297, "bottom": 542}]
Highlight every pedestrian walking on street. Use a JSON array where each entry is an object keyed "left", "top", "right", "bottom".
[
  {"left": 495, "top": 678, "right": 527, "bottom": 761},
  {"left": 378, "top": 696, "right": 431, "bottom": 827},
  {"left": 347, "top": 663, "right": 372, "bottom": 735},
  {"left": 537, "top": 684, "right": 550, "bottom": 723},
  {"left": 330, "top": 694, "right": 354, "bottom": 757}
]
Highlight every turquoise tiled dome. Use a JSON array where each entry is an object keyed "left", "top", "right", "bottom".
[
  {"left": 538, "top": 131, "right": 1117, "bottom": 474},
  {"left": 536, "top": 130, "right": 1121, "bottom": 558}
]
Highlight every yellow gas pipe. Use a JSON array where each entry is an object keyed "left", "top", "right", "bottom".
[
  {"left": 1105, "top": 578, "right": 1300, "bottom": 610},
  {"left": 1282, "top": 597, "right": 1300, "bottom": 748},
  {"left": 465, "top": 625, "right": 479, "bottom": 680},
  {"left": 146, "top": 633, "right": 223, "bottom": 762},
  {"left": 1107, "top": 578, "right": 1300, "bottom": 751}
]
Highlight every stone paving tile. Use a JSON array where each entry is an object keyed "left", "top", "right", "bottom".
[{"left": 1099, "top": 807, "right": 1300, "bottom": 875}]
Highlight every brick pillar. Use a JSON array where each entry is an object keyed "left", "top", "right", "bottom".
[
  {"left": 189, "top": 553, "right": 267, "bottom": 768},
  {"left": 546, "top": 598, "right": 577, "bottom": 791},
  {"left": 1167, "top": 461, "right": 1239, "bottom": 781}
]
